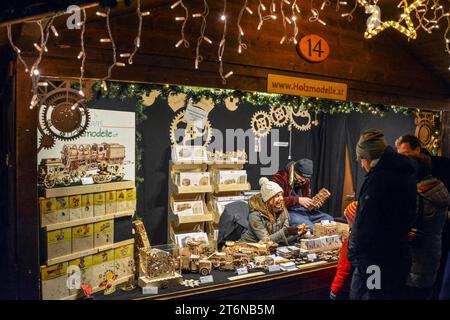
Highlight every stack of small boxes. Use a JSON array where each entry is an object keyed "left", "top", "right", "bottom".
[{"left": 40, "top": 187, "right": 137, "bottom": 300}]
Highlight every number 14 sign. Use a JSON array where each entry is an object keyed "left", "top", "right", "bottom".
[{"left": 298, "top": 34, "right": 330, "bottom": 63}]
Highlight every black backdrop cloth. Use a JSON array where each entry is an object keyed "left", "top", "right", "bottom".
[{"left": 88, "top": 96, "right": 416, "bottom": 245}]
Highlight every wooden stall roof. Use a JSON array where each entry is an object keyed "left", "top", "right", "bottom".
[{"left": 0, "top": 0, "right": 449, "bottom": 109}]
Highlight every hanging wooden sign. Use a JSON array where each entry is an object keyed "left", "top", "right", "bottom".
[{"left": 298, "top": 35, "right": 330, "bottom": 62}]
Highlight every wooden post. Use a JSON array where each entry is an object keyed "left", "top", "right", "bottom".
[{"left": 15, "top": 59, "right": 40, "bottom": 299}]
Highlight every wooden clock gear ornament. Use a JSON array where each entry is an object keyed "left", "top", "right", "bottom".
[{"left": 37, "top": 80, "right": 91, "bottom": 152}]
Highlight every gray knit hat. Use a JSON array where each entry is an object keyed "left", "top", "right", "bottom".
[{"left": 356, "top": 129, "right": 387, "bottom": 161}]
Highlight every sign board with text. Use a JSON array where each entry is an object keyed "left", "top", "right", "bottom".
[{"left": 267, "top": 74, "right": 347, "bottom": 101}]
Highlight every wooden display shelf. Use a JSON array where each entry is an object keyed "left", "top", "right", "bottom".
[
  {"left": 214, "top": 182, "right": 251, "bottom": 193},
  {"left": 172, "top": 160, "right": 212, "bottom": 165},
  {"left": 63, "top": 274, "right": 134, "bottom": 300},
  {"left": 46, "top": 239, "right": 135, "bottom": 266},
  {"left": 210, "top": 160, "right": 247, "bottom": 165},
  {"left": 42, "top": 181, "right": 135, "bottom": 198},
  {"left": 44, "top": 210, "right": 135, "bottom": 231},
  {"left": 170, "top": 212, "right": 214, "bottom": 226}
]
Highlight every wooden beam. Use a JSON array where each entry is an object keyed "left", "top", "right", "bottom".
[{"left": 15, "top": 59, "right": 40, "bottom": 299}]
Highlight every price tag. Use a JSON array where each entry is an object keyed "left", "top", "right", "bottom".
[
  {"left": 273, "top": 141, "right": 289, "bottom": 147},
  {"left": 236, "top": 267, "right": 248, "bottom": 275},
  {"left": 199, "top": 275, "right": 214, "bottom": 284},
  {"left": 142, "top": 286, "right": 158, "bottom": 295},
  {"left": 268, "top": 265, "right": 281, "bottom": 273},
  {"left": 81, "top": 177, "right": 94, "bottom": 185}
]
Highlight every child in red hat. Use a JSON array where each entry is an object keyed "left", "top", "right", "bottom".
[{"left": 330, "top": 201, "right": 357, "bottom": 300}]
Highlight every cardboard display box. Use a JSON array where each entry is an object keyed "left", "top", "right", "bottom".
[
  {"left": 47, "top": 228, "right": 72, "bottom": 260},
  {"left": 94, "top": 220, "right": 114, "bottom": 248},
  {"left": 69, "top": 195, "right": 82, "bottom": 221},
  {"left": 172, "top": 145, "right": 207, "bottom": 162},
  {"left": 105, "top": 190, "right": 117, "bottom": 215},
  {"left": 116, "top": 189, "right": 128, "bottom": 212},
  {"left": 114, "top": 244, "right": 134, "bottom": 279},
  {"left": 216, "top": 170, "right": 247, "bottom": 185},
  {"left": 68, "top": 256, "right": 93, "bottom": 296},
  {"left": 176, "top": 172, "right": 210, "bottom": 187},
  {"left": 173, "top": 200, "right": 204, "bottom": 216},
  {"left": 94, "top": 192, "right": 106, "bottom": 216},
  {"left": 41, "top": 262, "right": 69, "bottom": 300},
  {"left": 72, "top": 224, "right": 94, "bottom": 253},
  {"left": 91, "top": 249, "right": 116, "bottom": 290},
  {"left": 81, "top": 194, "right": 94, "bottom": 219}
]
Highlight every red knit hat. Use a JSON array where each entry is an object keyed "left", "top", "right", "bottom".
[{"left": 344, "top": 201, "right": 357, "bottom": 226}]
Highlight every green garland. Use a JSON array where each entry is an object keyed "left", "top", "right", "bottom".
[{"left": 90, "top": 81, "right": 442, "bottom": 182}]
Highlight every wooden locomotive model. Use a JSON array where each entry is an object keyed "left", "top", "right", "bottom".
[{"left": 39, "top": 143, "right": 126, "bottom": 188}]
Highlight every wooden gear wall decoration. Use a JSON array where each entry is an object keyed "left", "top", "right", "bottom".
[
  {"left": 415, "top": 111, "right": 439, "bottom": 154},
  {"left": 38, "top": 80, "right": 91, "bottom": 152}
]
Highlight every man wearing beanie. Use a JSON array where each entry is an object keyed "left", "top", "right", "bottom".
[
  {"left": 240, "top": 178, "right": 308, "bottom": 245},
  {"left": 271, "top": 158, "right": 334, "bottom": 230},
  {"left": 348, "top": 129, "right": 417, "bottom": 300}
]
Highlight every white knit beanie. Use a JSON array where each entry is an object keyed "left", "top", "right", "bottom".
[{"left": 259, "top": 177, "right": 284, "bottom": 202}]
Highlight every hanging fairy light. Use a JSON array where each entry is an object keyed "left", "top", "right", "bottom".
[
  {"left": 237, "top": 0, "right": 250, "bottom": 54},
  {"left": 194, "top": 0, "right": 212, "bottom": 69},
  {"left": 290, "top": 0, "right": 300, "bottom": 44},
  {"left": 98, "top": 9, "right": 117, "bottom": 86},
  {"left": 128, "top": 0, "right": 147, "bottom": 65},
  {"left": 172, "top": 0, "right": 190, "bottom": 48},
  {"left": 78, "top": 8, "right": 87, "bottom": 97},
  {"left": 309, "top": 0, "right": 327, "bottom": 25},
  {"left": 218, "top": 0, "right": 233, "bottom": 83}
]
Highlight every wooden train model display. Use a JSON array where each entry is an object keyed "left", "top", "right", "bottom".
[{"left": 38, "top": 143, "right": 126, "bottom": 188}]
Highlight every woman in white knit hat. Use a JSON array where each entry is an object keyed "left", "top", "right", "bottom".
[{"left": 240, "top": 177, "right": 309, "bottom": 245}]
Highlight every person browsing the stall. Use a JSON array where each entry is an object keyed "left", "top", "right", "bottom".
[
  {"left": 240, "top": 178, "right": 309, "bottom": 245},
  {"left": 271, "top": 159, "right": 334, "bottom": 230}
]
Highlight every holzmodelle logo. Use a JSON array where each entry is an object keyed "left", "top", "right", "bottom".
[{"left": 81, "top": 128, "right": 118, "bottom": 138}]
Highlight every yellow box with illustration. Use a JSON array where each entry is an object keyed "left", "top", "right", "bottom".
[
  {"left": 116, "top": 189, "right": 127, "bottom": 212},
  {"left": 105, "top": 190, "right": 117, "bottom": 215},
  {"left": 94, "top": 220, "right": 114, "bottom": 248},
  {"left": 40, "top": 197, "right": 70, "bottom": 227},
  {"left": 72, "top": 223, "right": 93, "bottom": 253},
  {"left": 92, "top": 249, "right": 117, "bottom": 290},
  {"left": 81, "top": 194, "right": 94, "bottom": 219},
  {"left": 68, "top": 256, "right": 93, "bottom": 296},
  {"left": 47, "top": 228, "right": 72, "bottom": 260},
  {"left": 114, "top": 244, "right": 134, "bottom": 279},
  {"left": 41, "top": 262, "right": 69, "bottom": 300},
  {"left": 69, "top": 195, "right": 82, "bottom": 220},
  {"left": 126, "top": 188, "right": 136, "bottom": 211},
  {"left": 94, "top": 192, "right": 106, "bottom": 216}
]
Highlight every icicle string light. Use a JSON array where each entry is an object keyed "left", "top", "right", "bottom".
[
  {"left": 128, "top": 0, "right": 144, "bottom": 65},
  {"left": 195, "top": 0, "right": 210, "bottom": 69},
  {"left": 237, "top": 0, "right": 249, "bottom": 54},
  {"left": 101, "top": 9, "right": 117, "bottom": 82},
  {"left": 341, "top": 0, "right": 358, "bottom": 21},
  {"left": 219, "top": 0, "right": 232, "bottom": 83},
  {"left": 173, "top": 0, "right": 190, "bottom": 48},
  {"left": 79, "top": 9, "right": 87, "bottom": 96},
  {"left": 290, "top": 0, "right": 300, "bottom": 43}
]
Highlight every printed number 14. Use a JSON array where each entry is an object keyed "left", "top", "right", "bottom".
[{"left": 307, "top": 38, "right": 324, "bottom": 58}]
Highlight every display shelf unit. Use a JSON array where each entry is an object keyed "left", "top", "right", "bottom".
[
  {"left": 167, "top": 161, "right": 214, "bottom": 245},
  {"left": 45, "top": 238, "right": 135, "bottom": 266},
  {"left": 41, "top": 180, "right": 135, "bottom": 198},
  {"left": 44, "top": 210, "right": 134, "bottom": 231}
]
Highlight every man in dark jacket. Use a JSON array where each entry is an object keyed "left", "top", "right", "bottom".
[
  {"left": 348, "top": 129, "right": 417, "bottom": 300},
  {"left": 272, "top": 159, "right": 334, "bottom": 230}
]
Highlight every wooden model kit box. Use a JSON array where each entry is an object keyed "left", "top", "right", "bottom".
[
  {"left": 47, "top": 228, "right": 72, "bottom": 260},
  {"left": 114, "top": 244, "right": 134, "bottom": 279},
  {"left": 40, "top": 197, "right": 70, "bottom": 227},
  {"left": 72, "top": 224, "right": 94, "bottom": 253},
  {"left": 172, "top": 145, "right": 207, "bottom": 162},
  {"left": 176, "top": 172, "right": 210, "bottom": 187},
  {"left": 116, "top": 189, "right": 128, "bottom": 212},
  {"left": 94, "top": 192, "right": 106, "bottom": 216},
  {"left": 126, "top": 188, "right": 136, "bottom": 211},
  {"left": 94, "top": 220, "right": 114, "bottom": 248},
  {"left": 313, "top": 221, "right": 337, "bottom": 237},
  {"left": 173, "top": 200, "right": 204, "bottom": 216},
  {"left": 92, "top": 249, "right": 117, "bottom": 290},
  {"left": 41, "top": 262, "right": 69, "bottom": 300},
  {"left": 69, "top": 195, "right": 82, "bottom": 221},
  {"left": 216, "top": 170, "right": 247, "bottom": 185},
  {"left": 105, "top": 190, "right": 117, "bottom": 215},
  {"left": 68, "top": 256, "right": 93, "bottom": 296},
  {"left": 81, "top": 194, "right": 94, "bottom": 219}
]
